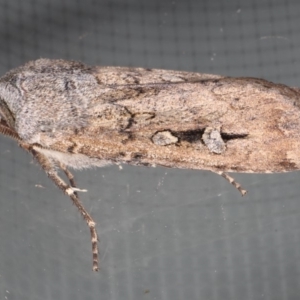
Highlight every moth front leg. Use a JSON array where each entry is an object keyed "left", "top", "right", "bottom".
[{"left": 28, "top": 146, "right": 99, "bottom": 271}]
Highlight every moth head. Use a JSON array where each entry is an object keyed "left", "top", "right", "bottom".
[
  {"left": 0, "top": 78, "right": 22, "bottom": 140},
  {"left": 0, "top": 98, "right": 15, "bottom": 128}
]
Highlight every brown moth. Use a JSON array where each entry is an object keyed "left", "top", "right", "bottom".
[{"left": 1, "top": 58, "right": 300, "bottom": 271}]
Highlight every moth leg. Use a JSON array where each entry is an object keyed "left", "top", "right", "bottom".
[
  {"left": 60, "top": 162, "right": 78, "bottom": 188},
  {"left": 31, "top": 149, "right": 99, "bottom": 271},
  {"left": 59, "top": 162, "right": 87, "bottom": 193},
  {"left": 216, "top": 171, "right": 247, "bottom": 196}
]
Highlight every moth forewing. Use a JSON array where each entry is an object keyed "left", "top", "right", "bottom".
[{"left": 1, "top": 58, "right": 300, "bottom": 271}]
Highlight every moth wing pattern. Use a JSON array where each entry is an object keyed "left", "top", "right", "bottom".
[
  {"left": 1, "top": 58, "right": 300, "bottom": 270},
  {"left": 47, "top": 63, "right": 300, "bottom": 175}
]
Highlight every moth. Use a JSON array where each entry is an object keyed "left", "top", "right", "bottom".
[{"left": 1, "top": 58, "right": 300, "bottom": 271}]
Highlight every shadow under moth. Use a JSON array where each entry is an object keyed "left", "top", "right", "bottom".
[{"left": 0, "top": 58, "right": 300, "bottom": 271}]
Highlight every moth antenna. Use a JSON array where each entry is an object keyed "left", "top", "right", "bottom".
[{"left": 0, "top": 124, "right": 21, "bottom": 142}]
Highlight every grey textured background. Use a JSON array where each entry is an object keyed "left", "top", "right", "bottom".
[{"left": 0, "top": 0, "right": 300, "bottom": 299}]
